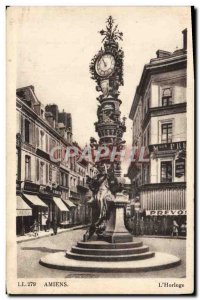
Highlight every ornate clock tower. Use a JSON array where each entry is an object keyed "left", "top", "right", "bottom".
[
  {"left": 40, "top": 16, "right": 181, "bottom": 273},
  {"left": 88, "top": 16, "right": 132, "bottom": 243},
  {"left": 90, "top": 16, "right": 126, "bottom": 177}
]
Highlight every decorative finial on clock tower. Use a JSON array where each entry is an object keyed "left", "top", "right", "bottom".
[{"left": 99, "top": 16, "right": 123, "bottom": 44}]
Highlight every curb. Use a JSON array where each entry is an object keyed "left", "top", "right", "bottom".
[{"left": 17, "top": 225, "right": 89, "bottom": 244}]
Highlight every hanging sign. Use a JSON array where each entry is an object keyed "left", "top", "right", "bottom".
[{"left": 175, "top": 158, "right": 185, "bottom": 178}]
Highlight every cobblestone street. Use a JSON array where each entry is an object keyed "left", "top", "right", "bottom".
[{"left": 17, "top": 229, "right": 186, "bottom": 278}]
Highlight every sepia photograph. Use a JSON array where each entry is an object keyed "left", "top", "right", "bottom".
[{"left": 6, "top": 6, "right": 194, "bottom": 295}]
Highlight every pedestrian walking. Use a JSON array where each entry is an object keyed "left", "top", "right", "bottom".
[
  {"left": 52, "top": 218, "right": 58, "bottom": 235},
  {"left": 172, "top": 219, "right": 179, "bottom": 237},
  {"left": 46, "top": 218, "right": 50, "bottom": 231},
  {"left": 31, "top": 219, "right": 39, "bottom": 237},
  {"left": 180, "top": 222, "right": 186, "bottom": 236},
  {"left": 41, "top": 213, "right": 47, "bottom": 232}
]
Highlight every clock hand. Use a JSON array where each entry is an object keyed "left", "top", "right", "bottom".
[{"left": 102, "top": 58, "right": 107, "bottom": 67}]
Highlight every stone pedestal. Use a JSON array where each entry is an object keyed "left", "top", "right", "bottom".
[
  {"left": 103, "top": 193, "right": 133, "bottom": 243},
  {"left": 40, "top": 192, "right": 181, "bottom": 273}
]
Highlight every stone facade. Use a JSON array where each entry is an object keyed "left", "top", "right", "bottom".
[
  {"left": 127, "top": 30, "right": 187, "bottom": 235},
  {"left": 16, "top": 85, "right": 97, "bottom": 235}
]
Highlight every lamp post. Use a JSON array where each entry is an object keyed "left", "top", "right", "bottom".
[{"left": 134, "top": 200, "right": 141, "bottom": 236}]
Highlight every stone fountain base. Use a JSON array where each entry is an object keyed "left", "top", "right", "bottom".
[
  {"left": 40, "top": 239, "right": 181, "bottom": 272},
  {"left": 40, "top": 193, "right": 181, "bottom": 273}
]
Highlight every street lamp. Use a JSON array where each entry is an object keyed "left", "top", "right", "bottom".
[{"left": 134, "top": 200, "right": 141, "bottom": 236}]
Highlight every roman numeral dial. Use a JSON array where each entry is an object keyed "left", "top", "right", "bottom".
[{"left": 95, "top": 54, "right": 115, "bottom": 78}]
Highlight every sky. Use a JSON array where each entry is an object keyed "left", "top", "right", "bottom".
[{"left": 14, "top": 6, "right": 191, "bottom": 173}]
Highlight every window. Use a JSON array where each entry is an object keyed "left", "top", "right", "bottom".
[
  {"left": 143, "top": 165, "right": 149, "bottom": 184},
  {"left": 25, "top": 155, "right": 31, "bottom": 180},
  {"left": 161, "top": 123, "right": 172, "bottom": 143},
  {"left": 65, "top": 174, "right": 68, "bottom": 187},
  {"left": 162, "top": 88, "right": 172, "bottom": 106},
  {"left": 46, "top": 135, "right": 49, "bottom": 152},
  {"left": 60, "top": 172, "right": 64, "bottom": 186},
  {"left": 36, "top": 127, "right": 39, "bottom": 147},
  {"left": 40, "top": 162, "right": 44, "bottom": 184},
  {"left": 49, "top": 164, "right": 52, "bottom": 182},
  {"left": 161, "top": 161, "right": 172, "bottom": 183},
  {"left": 36, "top": 159, "right": 39, "bottom": 181},
  {"left": 25, "top": 119, "right": 30, "bottom": 143},
  {"left": 46, "top": 163, "right": 49, "bottom": 184},
  {"left": 40, "top": 131, "right": 44, "bottom": 150}
]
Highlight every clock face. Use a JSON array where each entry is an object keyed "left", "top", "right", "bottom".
[{"left": 95, "top": 54, "right": 115, "bottom": 77}]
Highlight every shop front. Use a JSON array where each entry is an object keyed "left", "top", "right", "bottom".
[
  {"left": 144, "top": 209, "right": 186, "bottom": 236},
  {"left": 69, "top": 190, "right": 82, "bottom": 224},
  {"left": 139, "top": 182, "right": 187, "bottom": 236},
  {"left": 16, "top": 195, "right": 32, "bottom": 236},
  {"left": 61, "top": 199, "right": 76, "bottom": 225},
  {"left": 22, "top": 193, "right": 48, "bottom": 232},
  {"left": 16, "top": 181, "right": 49, "bottom": 235}
]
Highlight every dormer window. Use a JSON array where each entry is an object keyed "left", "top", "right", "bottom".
[{"left": 162, "top": 87, "right": 173, "bottom": 106}]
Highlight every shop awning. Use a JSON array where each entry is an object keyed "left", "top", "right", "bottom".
[
  {"left": 17, "top": 196, "right": 32, "bottom": 217},
  {"left": 53, "top": 197, "right": 69, "bottom": 212},
  {"left": 23, "top": 194, "right": 48, "bottom": 207},
  {"left": 62, "top": 199, "right": 76, "bottom": 208}
]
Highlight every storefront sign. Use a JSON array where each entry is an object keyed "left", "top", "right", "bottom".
[
  {"left": 146, "top": 210, "right": 186, "bottom": 216},
  {"left": 53, "top": 186, "right": 62, "bottom": 197},
  {"left": 149, "top": 141, "right": 186, "bottom": 153},
  {"left": 175, "top": 158, "right": 185, "bottom": 177},
  {"left": 24, "top": 181, "right": 40, "bottom": 193}
]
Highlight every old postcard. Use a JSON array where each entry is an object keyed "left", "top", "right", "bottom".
[{"left": 6, "top": 6, "right": 194, "bottom": 295}]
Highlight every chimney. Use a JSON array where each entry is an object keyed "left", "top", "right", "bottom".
[
  {"left": 45, "top": 104, "right": 59, "bottom": 123},
  {"left": 182, "top": 28, "right": 187, "bottom": 50},
  {"left": 156, "top": 50, "right": 172, "bottom": 59},
  {"left": 45, "top": 112, "right": 54, "bottom": 127}
]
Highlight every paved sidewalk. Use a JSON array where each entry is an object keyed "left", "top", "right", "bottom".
[
  {"left": 141, "top": 235, "right": 186, "bottom": 240},
  {"left": 17, "top": 224, "right": 89, "bottom": 243}
]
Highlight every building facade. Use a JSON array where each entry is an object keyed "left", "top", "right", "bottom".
[
  {"left": 16, "top": 85, "right": 96, "bottom": 236},
  {"left": 127, "top": 30, "right": 187, "bottom": 235}
]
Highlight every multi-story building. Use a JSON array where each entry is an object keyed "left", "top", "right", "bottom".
[
  {"left": 16, "top": 86, "right": 96, "bottom": 236},
  {"left": 127, "top": 29, "right": 187, "bottom": 235}
]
